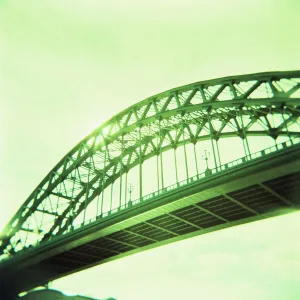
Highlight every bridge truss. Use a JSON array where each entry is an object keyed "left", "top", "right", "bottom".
[{"left": 1, "top": 71, "right": 300, "bottom": 261}]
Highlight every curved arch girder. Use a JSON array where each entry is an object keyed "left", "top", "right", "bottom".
[{"left": 1, "top": 71, "right": 300, "bottom": 258}]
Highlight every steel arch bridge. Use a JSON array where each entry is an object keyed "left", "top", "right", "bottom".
[{"left": 1, "top": 71, "right": 300, "bottom": 295}]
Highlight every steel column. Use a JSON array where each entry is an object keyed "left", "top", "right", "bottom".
[
  {"left": 207, "top": 111, "right": 218, "bottom": 169},
  {"left": 174, "top": 148, "right": 179, "bottom": 184},
  {"left": 193, "top": 144, "right": 199, "bottom": 176},
  {"left": 182, "top": 122, "right": 189, "bottom": 180},
  {"left": 159, "top": 120, "right": 164, "bottom": 189},
  {"left": 139, "top": 126, "right": 143, "bottom": 199},
  {"left": 100, "top": 149, "right": 107, "bottom": 215},
  {"left": 119, "top": 135, "right": 124, "bottom": 207}
]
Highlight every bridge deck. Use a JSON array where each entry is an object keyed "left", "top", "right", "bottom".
[{"left": 1, "top": 144, "right": 300, "bottom": 294}]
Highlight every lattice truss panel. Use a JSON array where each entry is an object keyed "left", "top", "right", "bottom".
[{"left": 1, "top": 71, "right": 300, "bottom": 259}]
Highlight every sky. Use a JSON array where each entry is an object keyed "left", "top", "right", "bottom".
[{"left": 1, "top": 0, "right": 300, "bottom": 299}]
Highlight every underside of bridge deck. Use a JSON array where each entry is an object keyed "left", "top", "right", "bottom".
[
  {"left": 1, "top": 144, "right": 299, "bottom": 295},
  {"left": 1, "top": 71, "right": 300, "bottom": 299}
]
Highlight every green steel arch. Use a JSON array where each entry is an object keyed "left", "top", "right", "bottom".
[{"left": 1, "top": 70, "right": 300, "bottom": 259}]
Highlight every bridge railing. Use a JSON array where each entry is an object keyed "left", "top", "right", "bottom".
[
  {"left": 1, "top": 137, "right": 298, "bottom": 261},
  {"left": 75, "top": 136, "right": 300, "bottom": 229}
]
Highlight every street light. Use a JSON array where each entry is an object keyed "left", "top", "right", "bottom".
[
  {"left": 128, "top": 184, "right": 134, "bottom": 202},
  {"left": 202, "top": 150, "right": 212, "bottom": 176},
  {"left": 202, "top": 149, "right": 210, "bottom": 169}
]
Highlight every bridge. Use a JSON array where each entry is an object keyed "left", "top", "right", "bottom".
[{"left": 1, "top": 71, "right": 300, "bottom": 298}]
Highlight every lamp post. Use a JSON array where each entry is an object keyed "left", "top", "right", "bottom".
[
  {"left": 202, "top": 150, "right": 212, "bottom": 176},
  {"left": 128, "top": 184, "right": 133, "bottom": 207}
]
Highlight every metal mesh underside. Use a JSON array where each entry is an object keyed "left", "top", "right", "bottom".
[{"left": 43, "top": 171, "right": 300, "bottom": 272}]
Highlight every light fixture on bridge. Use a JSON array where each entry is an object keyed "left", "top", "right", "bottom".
[
  {"left": 202, "top": 150, "right": 212, "bottom": 176},
  {"left": 128, "top": 184, "right": 134, "bottom": 203}
]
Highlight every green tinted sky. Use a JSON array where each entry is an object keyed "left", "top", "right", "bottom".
[{"left": 1, "top": 0, "right": 300, "bottom": 299}]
